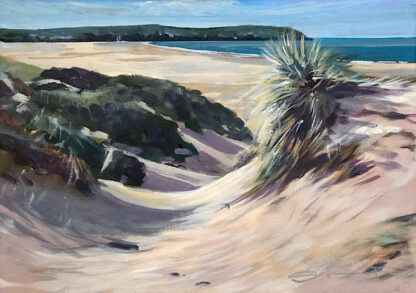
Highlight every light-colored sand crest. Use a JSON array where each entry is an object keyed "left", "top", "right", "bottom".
[
  {"left": 75, "top": 79, "right": 416, "bottom": 292},
  {"left": 99, "top": 160, "right": 257, "bottom": 211}
]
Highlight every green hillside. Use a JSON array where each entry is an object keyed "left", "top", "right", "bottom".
[{"left": 0, "top": 25, "right": 307, "bottom": 42}]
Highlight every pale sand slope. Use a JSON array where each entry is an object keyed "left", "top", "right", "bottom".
[
  {"left": 1, "top": 42, "right": 414, "bottom": 120},
  {"left": 8, "top": 80, "right": 413, "bottom": 293},
  {"left": 1, "top": 42, "right": 416, "bottom": 292},
  {"left": 121, "top": 128, "right": 249, "bottom": 192},
  {"left": 351, "top": 62, "right": 416, "bottom": 79}
]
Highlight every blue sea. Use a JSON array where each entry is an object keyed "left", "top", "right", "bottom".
[{"left": 152, "top": 38, "right": 416, "bottom": 62}]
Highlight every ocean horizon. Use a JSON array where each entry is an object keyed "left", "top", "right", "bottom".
[{"left": 152, "top": 38, "right": 416, "bottom": 63}]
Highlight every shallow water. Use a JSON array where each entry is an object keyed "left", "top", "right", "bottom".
[{"left": 153, "top": 38, "right": 416, "bottom": 62}]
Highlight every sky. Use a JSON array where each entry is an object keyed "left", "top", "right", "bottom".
[{"left": 0, "top": 0, "right": 415, "bottom": 38}]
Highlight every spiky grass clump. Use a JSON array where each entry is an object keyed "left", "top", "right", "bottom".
[{"left": 251, "top": 33, "right": 350, "bottom": 182}]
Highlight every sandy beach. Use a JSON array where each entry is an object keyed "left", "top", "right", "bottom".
[
  {"left": 1, "top": 42, "right": 414, "bottom": 120},
  {"left": 350, "top": 61, "right": 416, "bottom": 80},
  {"left": 1, "top": 41, "right": 416, "bottom": 292},
  {"left": 1, "top": 0, "right": 415, "bottom": 290}
]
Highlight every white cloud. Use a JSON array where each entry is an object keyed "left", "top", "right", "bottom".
[
  {"left": 67, "top": 1, "right": 128, "bottom": 15},
  {"left": 129, "top": 0, "right": 239, "bottom": 19},
  {"left": 132, "top": 0, "right": 238, "bottom": 13}
]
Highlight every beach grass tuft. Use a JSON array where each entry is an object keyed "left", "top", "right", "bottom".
[{"left": 251, "top": 33, "right": 350, "bottom": 183}]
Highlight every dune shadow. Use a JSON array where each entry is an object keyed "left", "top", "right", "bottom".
[
  {"left": 330, "top": 81, "right": 410, "bottom": 113},
  {"left": 0, "top": 177, "right": 190, "bottom": 251}
]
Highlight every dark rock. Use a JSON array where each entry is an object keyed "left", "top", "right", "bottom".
[
  {"left": 364, "top": 262, "right": 386, "bottom": 273},
  {"left": 107, "top": 241, "right": 139, "bottom": 251},
  {"left": 195, "top": 281, "right": 211, "bottom": 286},
  {"left": 170, "top": 272, "right": 180, "bottom": 277},
  {"left": 385, "top": 111, "right": 407, "bottom": 120},
  {"left": 387, "top": 250, "right": 401, "bottom": 260},
  {"left": 100, "top": 148, "right": 146, "bottom": 186}
]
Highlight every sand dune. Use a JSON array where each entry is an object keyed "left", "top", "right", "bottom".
[
  {"left": 99, "top": 159, "right": 257, "bottom": 211},
  {"left": 58, "top": 77, "right": 416, "bottom": 293},
  {"left": 1, "top": 42, "right": 416, "bottom": 292}
]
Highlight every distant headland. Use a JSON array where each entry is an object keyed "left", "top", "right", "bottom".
[{"left": 0, "top": 24, "right": 308, "bottom": 42}]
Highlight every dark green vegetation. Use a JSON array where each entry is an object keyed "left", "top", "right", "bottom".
[
  {"left": 251, "top": 34, "right": 351, "bottom": 183},
  {"left": 0, "top": 25, "right": 307, "bottom": 42},
  {"left": 0, "top": 58, "right": 251, "bottom": 190},
  {"left": 32, "top": 67, "right": 251, "bottom": 159}
]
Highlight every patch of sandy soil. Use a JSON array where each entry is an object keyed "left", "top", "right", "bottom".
[
  {"left": 0, "top": 79, "right": 412, "bottom": 293},
  {"left": 351, "top": 61, "right": 416, "bottom": 79},
  {"left": 1, "top": 43, "right": 416, "bottom": 292},
  {"left": 181, "top": 128, "right": 249, "bottom": 175}
]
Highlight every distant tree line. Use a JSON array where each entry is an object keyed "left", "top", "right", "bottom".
[{"left": 0, "top": 25, "right": 309, "bottom": 42}]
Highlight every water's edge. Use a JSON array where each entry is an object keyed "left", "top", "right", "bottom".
[{"left": 151, "top": 38, "right": 416, "bottom": 62}]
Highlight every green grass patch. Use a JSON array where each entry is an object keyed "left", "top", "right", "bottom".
[{"left": 0, "top": 56, "right": 42, "bottom": 81}]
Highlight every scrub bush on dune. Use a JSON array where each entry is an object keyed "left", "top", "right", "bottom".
[{"left": 251, "top": 33, "right": 350, "bottom": 183}]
